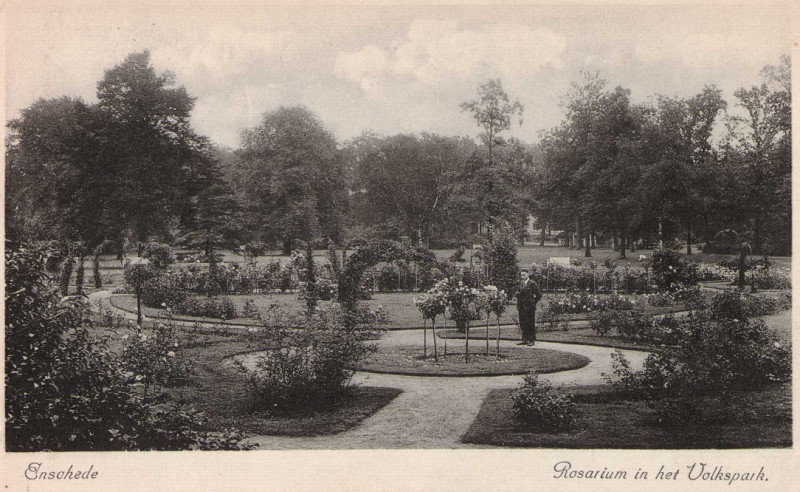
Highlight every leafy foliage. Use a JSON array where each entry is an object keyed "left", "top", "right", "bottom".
[
  {"left": 5, "top": 242, "right": 252, "bottom": 451},
  {"left": 242, "top": 304, "right": 382, "bottom": 415},
  {"left": 512, "top": 373, "right": 577, "bottom": 432}
]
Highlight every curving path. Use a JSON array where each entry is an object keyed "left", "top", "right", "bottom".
[
  {"left": 238, "top": 330, "right": 649, "bottom": 449},
  {"left": 90, "top": 290, "right": 648, "bottom": 449}
]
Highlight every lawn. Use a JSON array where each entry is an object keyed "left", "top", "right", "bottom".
[
  {"left": 358, "top": 345, "right": 590, "bottom": 376},
  {"left": 109, "top": 290, "right": 689, "bottom": 330},
  {"left": 98, "top": 324, "right": 402, "bottom": 438},
  {"left": 461, "top": 383, "right": 792, "bottom": 448}
]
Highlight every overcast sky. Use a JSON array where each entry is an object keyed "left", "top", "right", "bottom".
[{"left": 4, "top": 3, "right": 791, "bottom": 149}]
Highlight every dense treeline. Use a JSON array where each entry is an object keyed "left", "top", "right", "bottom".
[{"left": 6, "top": 52, "right": 791, "bottom": 256}]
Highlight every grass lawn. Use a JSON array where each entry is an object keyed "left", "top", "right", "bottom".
[
  {"left": 441, "top": 326, "right": 660, "bottom": 352},
  {"left": 358, "top": 345, "right": 590, "bottom": 376},
  {"left": 109, "top": 290, "right": 688, "bottom": 330},
  {"left": 106, "top": 326, "right": 402, "bottom": 437},
  {"left": 461, "top": 383, "right": 792, "bottom": 448}
]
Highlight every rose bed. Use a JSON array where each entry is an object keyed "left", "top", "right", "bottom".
[{"left": 357, "top": 344, "right": 590, "bottom": 377}]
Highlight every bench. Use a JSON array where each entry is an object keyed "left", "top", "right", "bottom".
[{"left": 547, "top": 256, "right": 572, "bottom": 266}]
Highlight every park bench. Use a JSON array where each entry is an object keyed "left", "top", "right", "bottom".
[{"left": 547, "top": 256, "right": 572, "bottom": 266}]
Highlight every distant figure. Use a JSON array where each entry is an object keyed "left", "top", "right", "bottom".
[
  {"left": 738, "top": 241, "right": 752, "bottom": 290},
  {"left": 516, "top": 268, "right": 543, "bottom": 346}
]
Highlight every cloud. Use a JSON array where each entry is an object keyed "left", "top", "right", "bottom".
[
  {"left": 633, "top": 25, "right": 786, "bottom": 71},
  {"left": 152, "top": 24, "right": 302, "bottom": 83},
  {"left": 333, "top": 45, "right": 389, "bottom": 95},
  {"left": 334, "top": 19, "right": 567, "bottom": 92}
]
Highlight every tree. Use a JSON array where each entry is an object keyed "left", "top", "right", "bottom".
[
  {"left": 6, "top": 51, "right": 220, "bottom": 255},
  {"left": 647, "top": 88, "right": 726, "bottom": 254},
  {"left": 721, "top": 56, "right": 791, "bottom": 256},
  {"left": 539, "top": 72, "right": 610, "bottom": 256},
  {"left": 236, "top": 106, "right": 346, "bottom": 254},
  {"left": 461, "top": 79, "right": 524, "bottom": 164},
  {"left": 352, "top": 133, "right": 472, "bottom": 246},
  {"left": 5, "top": 97, "right": 104, "bottom": 245},
  {"left": 97, "top": 50, "right": 215, "bottom": 248}
]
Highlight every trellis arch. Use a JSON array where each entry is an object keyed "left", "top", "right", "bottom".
[{"left": 337, "top": 240, "right": 435, "bottom": 311}]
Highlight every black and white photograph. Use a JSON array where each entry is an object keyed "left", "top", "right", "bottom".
[{"left": 2, "top": 1, "right": 797, "bottom": 489}]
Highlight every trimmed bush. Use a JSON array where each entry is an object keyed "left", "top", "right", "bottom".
[
  {"left": 142, "top": 242, "right": 174, "bottom": 270},
  {"left": 139, "top": 273, "right": 188, "bottom": 308},
  {"left": 174, "top": 296, "right": 236, "bottom": 319},
  {"left": 512, "top": 373, "right": 577, "bottom": 432}
]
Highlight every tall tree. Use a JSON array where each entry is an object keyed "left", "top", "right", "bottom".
[
  {"left": 235, "top": 106, "right": 346, "bottom": 254},
  {"left": 460, "top": 79, "right": 524, "bottom": 165},
  {"left": 721, "top": 55, "right": 791, "bottom": 255},
  {"left": 352, "top": 133, "right": 473, "bottom": 246},
  {"left": 96, "top": 50, "right": 213, "bottom": 248}
]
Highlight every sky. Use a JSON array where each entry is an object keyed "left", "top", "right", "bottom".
[{"left": 3, "top": 2, "right": 792, "bottom": 149}]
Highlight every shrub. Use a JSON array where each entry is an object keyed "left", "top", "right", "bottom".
[
  {"left": 710, "top": 290, "right": 791, "bottom": 320},
  {"left": 485, "top": 227, "right": 520, "bottom": 299},
  {"left": 607, "top": 316, "right": 791, "bottom": 401},
  {"left": 243, "top": 303, "right": 381, "bottom": 415},
  {"left": 5, "top": 242, "right": 251, "bottom": 451},
  {"left": 651, "top": 249, "right": 700, "bottom": 291},
  {"left": 119, "top": 322, "right": 193, "bottom": 394},
  {"left": 142, "top": 242, "right": 174, "bottom": 270},
  {"left": 642, "top": 291, "right": 676, "bottom": 307},
  {"left": 242, "top": 241, "right": 268, "bottom": 257},
  {"left": 750, "top": 267, "right": 791, "bottom": 290},
  {"left": 175, "top": 296, "right": 236, "bottom": 319},
  {"left": 138, "top": 272, "right": 188, "bottom": 308},
  {"left": 512, "top": 373, "right": 577, "bottom": 432},
  {"left": 590, "top": 308, "right": 652, "bottom": 340}
]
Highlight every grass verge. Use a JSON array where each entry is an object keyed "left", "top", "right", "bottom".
[
  {"left": 461, "top": 384, "right": 792, "bottom": 448},
  {"left": 163, "top": 332, "right": 402, "bottom": 437}
]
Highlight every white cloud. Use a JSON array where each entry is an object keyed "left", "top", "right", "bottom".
[
  {"left": 152, "top": 25, "right": 301, "bottom": 82},
  {"left": 333, "top": 45, "right": 389, "bottom": 94},
  {"left": 334, "top": 20, "right": 567, "bottom": 92},
  {"left": 633, "top": 26, "right": 786, "bottom": 71}
]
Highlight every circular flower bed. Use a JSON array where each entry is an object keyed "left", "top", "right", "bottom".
[{"left": 357, "top": 344, "right": 590, "bottom": 376}]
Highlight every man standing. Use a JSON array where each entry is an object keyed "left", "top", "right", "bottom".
[{"left": 516, "top": 268, "right": 543, "bottom": 346}]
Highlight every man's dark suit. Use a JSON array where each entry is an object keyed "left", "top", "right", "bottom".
[{"left": 517, "top": 279, "right": 543, "bottom": 343}]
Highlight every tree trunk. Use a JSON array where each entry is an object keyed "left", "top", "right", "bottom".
[
  {"left": 486, "top": 315, "right": 491, "bottom": 356},
  {"left": 76, "top": 254, "right": 85, "bottom": 295},
  {"left": 658, "top": 216, "right": 664, "bottom": 250},
  {"left": 496, "top": 317, "right": 501, "bottom": 359},
  {"left": 464, "top": 320, "right": 470, "bottom": 363},
  {"left": 539, "top": 222, "right": 546, "bottom": 247},
  {"left": 619, "top": 232, "right": 627, "bottom": 259},
  {"left": 423, "top": 318, "right": 427, "bottom": 359},
  {"left": 282, "top": 237, "right": 293, "bottom": 256},
  {"left": 686, "top": 226, "right": 693, "bottom": 255},
  {"left": 431, "top": 318, "right": 438, "bottom": 362},
  {"left": 584, "top": 228, "right": 592, "bottom": 258},
  {"left": 443, "top": 316, "right": 448, "bottom": 356},
  {"left": 575, "top": 217, "right": 582, "bottom": 250},
  {"left": 136, "top": 286, "right": 143, "bottom": 325}
]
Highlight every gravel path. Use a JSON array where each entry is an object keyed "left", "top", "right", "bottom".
[
  {"left": 238, "top": 330, "right": 649, "bottom": 449},
  {"left": 88, "top": 290, "right": 646, "bottom": 449}
]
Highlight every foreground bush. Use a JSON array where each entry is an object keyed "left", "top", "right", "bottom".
[
  {"left": 119, "top": 321, "right": 194, "bottom": 395},
  {"left": 608, "top": 316, "right": 791, "bottom": 401},
  {"left": 512, "top": 373, "right": 577, "bottom": 432},
  {"left": 5, "top": 242, "right": 253, "bottom": 451},
  {"left": 242, "top": 304, "right": 383, "bottom": 415}
]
